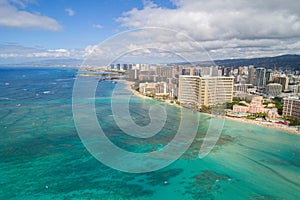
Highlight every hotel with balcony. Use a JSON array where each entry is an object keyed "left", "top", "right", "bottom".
[
  {"left": 178, "top": 76, "right": 234, "bottom": 108},
  {"left": 283, "top": 98, "right": 300, "bottom": 119}
]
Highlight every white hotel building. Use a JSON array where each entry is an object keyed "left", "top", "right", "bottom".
[{"left": 178, "top": 76, "right": 234, "bottom": 108}]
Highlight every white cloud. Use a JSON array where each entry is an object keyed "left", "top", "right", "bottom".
[
  {"left": 80, "top": 28, "right": 215, "bottom": 64},
  {"left": 9, "top": 0, "right": 36, "bottom": 8},
  {"left": 0, "top": 44, "right": 84, "bottom": 59},
  {"left": 0, "top": 0, "right": 62, "bottom": 31},
  {"left": 142, "top": 0, "right": 157, "bottom": 8},
  {"left": 65, "top": 8, "right": 75, "bottom": 17},
  {"left": 117, "top": 0, "right": 300, "bottom": 59},
  {"left": 92, "top": 24, "right": 104, "bottom": 29}
]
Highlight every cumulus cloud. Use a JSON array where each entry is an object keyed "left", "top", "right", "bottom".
[
  {"left": 80, "top": 28, "right": 215, "bottom": 65},
  {"left": 65, "top": 8, "right": 75, "bottom": 16},
  {"left": 0, "top": 0, "right": 62, "bottom": 31},
  {"left": 117, "top": 0, "right": 300, "bottom": 59}
]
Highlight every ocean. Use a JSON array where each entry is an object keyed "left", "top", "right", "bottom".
[{"left": 0, "top": 67, "right": 300, "bottom": 200}]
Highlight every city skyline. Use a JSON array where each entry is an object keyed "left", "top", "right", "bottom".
[{"left": 1, "top": 0, "right": 300, "bottom": 65}]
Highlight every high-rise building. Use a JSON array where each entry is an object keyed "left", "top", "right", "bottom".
[
  {"left": 265, "top": 70, "right": 274, "bottom": 84},
  {"left": 200, "top": 77, "right": 234, "bottom": 106},
  {"left": 123, "top": 64, "right": 128, "bottom": 71},
  {"left": 140, "top": 64, "right": 150, "bottom": 71},
  {"left": 193, "top": 68, "right": 201, "bottom": 76},
  {"left": 133, "top": 64, "right": 141, "bottom": 70},
  {"left": 116, "top": 64, "right": 121, "bottom": 71},
  {"left": 234, "top": 84, "right": 253, "bottom": 97},
  {"left": 178, "top": 76, "right": 200, "bottom": 105},
  {"left": 200, "top": 67, "right": 211, "bottom": 77},
  {"left": 274, "top": 76, "right": 289, "bottom": 92},
  {"left": 211, "top": 67, "right": 219, "bottom": 77},
  {"left": 128, "top": 69, "right": 140, "bottom": 80},
  {"left": 254, "top": 68, "right": 266, "bottom": 87},
  {"left": 248, "top": 66, "right": 255, "bottom": 85},
  {"left": 178, "top": 76, "right": 234, "bottom": 108},
  {"left": 139, "top": 70, "right": 156, "bottom": 82},
  {"left": 198, "top": 66, "right": 220, "bottom": 77},
  {"left": 156, "top": 66, "right": 174, "bottom": 79},
  {"left": 225, "top": 67, "right": 232, "bottom": 77},
  {"left": 181, "top": 68, "right": 191, "bottom": 75},
  {"left": 265, "top": 83, "right": 282, "bottom": 96},
  {"left": 238, "top": 66, "right": 243, "bottom": 76},
  {"left": 283, "top": 98, "right": 300, "bottom": 119}
]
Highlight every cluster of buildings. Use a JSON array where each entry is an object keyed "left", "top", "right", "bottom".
[
  {"left": 231, "top": 96, "right": 278, "bottom": 119},
  {"left": 122, "top": 64, "right": 235, "bottom": 108},
  {"left": 228, "top": 65, "right": 300, "bottom": 120},
  {"left": 109, "top": 63, "right": 134, "bottom": 71},
  {"left": 232, "top": 65, "right": 299, "bottom": 98},
  {"left": 106, "top": 63, "right": 300, "bottom": 121}
]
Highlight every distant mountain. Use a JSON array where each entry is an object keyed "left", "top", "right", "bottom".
[
  {"left": 213, "top": 54, "right": 300, "bottom": 70},
  {"left": 1, "top": 54, "right": 300, "bottom": 70},
  {"left": 170, "top": 54, "right": 300, "bottom": 70}
]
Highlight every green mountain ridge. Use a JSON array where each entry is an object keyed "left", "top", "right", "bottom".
[{"left": 213, "top": 54, "right": 300, "bottom": 69}]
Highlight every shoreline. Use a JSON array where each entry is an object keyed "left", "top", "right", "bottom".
[
  {"left": 124, "top": 80, "right": 181, "bottom": 107},
  {"left": 221, "top": 115, "right": 300, "bottom": 135},
  {"left": 124, "top": 80, "right": 153, "bottom": 100},
  {"left": 123, "top": 80, "right": 300, "bottom": 136}
]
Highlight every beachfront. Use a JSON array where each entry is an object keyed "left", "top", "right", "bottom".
[{"left": 124, "top": 80, "right": 300, "bottom": 136}]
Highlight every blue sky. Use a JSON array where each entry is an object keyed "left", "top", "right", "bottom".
[
  {"left": 1, "top": 0, "right": 300, "bottom": 64},
  {"left": 0, "top": 0, "right": 179, "bottom": 49},
  {"left": 1, "top": 0, "right": 145, "bottom": 48}
]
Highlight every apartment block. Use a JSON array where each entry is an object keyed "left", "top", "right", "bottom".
[
  {"left": 283, "top": 98, "right": 300, "bottom": 119},
  {"left": 178, "top": 76, "right": 200, "bottom": 105},
  {"left": 178, "top": 76, "right": 234, "bottom": 108}
]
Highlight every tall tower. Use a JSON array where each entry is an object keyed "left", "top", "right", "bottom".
[
  {"left": 254, "top": 68, "right": 266, "bottom": 87},
  {"left": 265, "top": 70, "right": 273, "bottom": 84},
  {"left": 248, "top": 65, "right": 255, "bottom": 85}
]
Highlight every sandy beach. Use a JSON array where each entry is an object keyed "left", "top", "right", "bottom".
[
  {"left": 222, "top": 116, "right": 300, "bottom": 135},
  {"left": 123, "top": 80, "right": 300, "bottom": 136},
  {"left": 124, "top": 80, "right": 153, "bottom": 100},
  {"left": 124, "top": 80, "right": 182, "bottom": 107}
]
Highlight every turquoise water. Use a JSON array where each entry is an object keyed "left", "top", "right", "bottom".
[{"left": 1, "top": 67, "right": 300, "bottom": 200}]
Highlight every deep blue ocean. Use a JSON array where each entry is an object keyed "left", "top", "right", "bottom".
[{"left": 1, "top": 67, "right": 300, "bottom": 200}]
